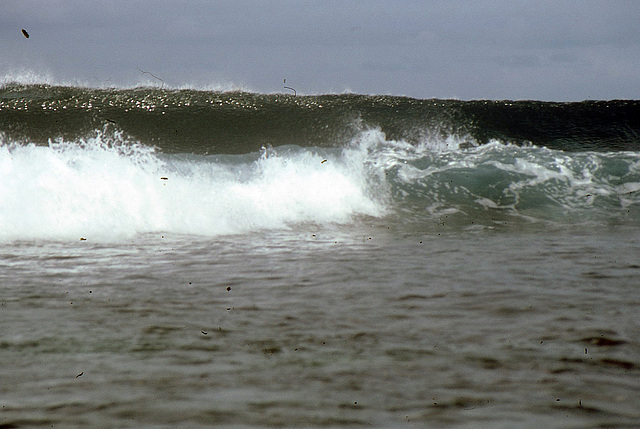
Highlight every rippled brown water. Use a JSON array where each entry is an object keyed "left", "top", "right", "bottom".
[{"left": 1, "top": 224, "right": 639, "bottom": 428}]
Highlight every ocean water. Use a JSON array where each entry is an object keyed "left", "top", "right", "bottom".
[{"left": 1, "top": 83, "right": 639, "bottom": 428}]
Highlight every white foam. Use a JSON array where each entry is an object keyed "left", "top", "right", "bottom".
[
  {"left": 0, "top": 70, "right": 55, "bottom": 87},
  {"left": 0, "top": 134, "right": 384, "bottom": 242},
  {"left": 0, "top": 69, "right": 251, "bottom": 93}
]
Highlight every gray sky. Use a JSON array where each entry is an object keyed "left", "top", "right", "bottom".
[{"left": 2, "top": 0, "right": 640, "bottom": 100}]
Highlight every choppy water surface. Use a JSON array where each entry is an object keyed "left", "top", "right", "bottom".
[{"left": 2, "top": 225, "right": 639, "bottom": 428}]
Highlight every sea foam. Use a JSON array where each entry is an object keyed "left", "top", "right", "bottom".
[{"left": 0, "top": 134, "right": 384, "bottom": 242}]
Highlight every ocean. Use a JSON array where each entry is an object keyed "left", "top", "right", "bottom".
[{"left": 1, "top": 83, "right": 639, "bottom": 428}]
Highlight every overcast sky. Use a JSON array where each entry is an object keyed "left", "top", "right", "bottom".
[{"left": 2, "top": 1, "right": 640, "bottom": 100}]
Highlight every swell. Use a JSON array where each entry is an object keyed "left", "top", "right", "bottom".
[{"left": 2, "top": 83, "right": 640, "bottom": 154}]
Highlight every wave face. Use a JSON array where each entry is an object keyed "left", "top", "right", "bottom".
[{"left": 1, "top": 83, "right": 639, "bottom": 241}]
